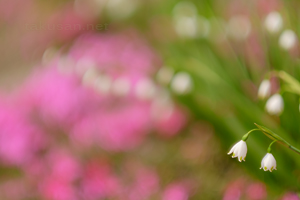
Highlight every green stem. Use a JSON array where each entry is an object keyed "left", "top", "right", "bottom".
[
  {"left": 242, "top": 129, "right": 260, "bottom": 141},
  {"left": 289, "top": 145, "right": 300, "bottom": 155},
  {"left": 267, "top": 140, "right": 277, "bottom": 153},
  {"left": 254, "top": 123, "right": 291, "bottom": 146},
  {"left": 255, "top": 123, "right": 300, "bottom": 156},
  {"left": 275, "top": 71, "right": 300, "bottom": 96}
]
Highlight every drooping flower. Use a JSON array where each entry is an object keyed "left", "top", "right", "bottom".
[
  {"left": 227, "top": 140, "right": 247, "bottom": 162},
  {"left": 260, "top": 153, "right": 277, "bottom": 172},
  {"left": 258, "top": 79, "right": 271, "bottom": 100},
  {"left": 279, "top": 30, "right": 297, "bottom": 50},
  {"left": 264, "top": 11, "right": 283, "bottom": 34},
  {"left": 265, "top": 94, "right": 284, "bottom": 115},
  {"left": 170, "top": 72, "right": 193, "bottom": 95}
]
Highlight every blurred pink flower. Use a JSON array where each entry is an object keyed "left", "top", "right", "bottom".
[
  {"left": 155, "top": 107, "right": 186, "bottom": 137},
  {"left": 245, "top": 182, "right": 267, "bottom": 200},
  {"left": 20, "top": 4, "right": 94, "bottom": 59},
  {"left": 281, "top": 192, "right": 300, "bottom": 200},
  {"left": 0, "top": 179, "right": 29, "bottom": 200},
  {"left": 0, "top": 31, "right": 188, "bottom": 200},
  {"left": 47, "top": 5, "right": 94, "bottom": 42},
  {"left": 0, "top": 0, "right": 33, "bottom": 22},
  {"left": 17, "top": 66, "right": 92, "bottom": 128},
  {"left": 256, "top": 0, "right": 281, "bottom": 15},
  {"left": 68, "top": 32, "right": 160, "bottom": 76},
  {"left": 81, "top": 162, "right": 121, "bottom": 199},
  {"left": 46, "top": 149, "right": 82, "bottom": 182},
  {"left": 0, "top": 97, "right": 45, "bottom": 166},
  {"left": 162, "top": 182, "right": 190, "bottom": 200},
  {"left": 245, "top": 33, "right": 266, "bottom": 70},
  {"left": 97, "top": 103, "right": 152, "bottom": 151},
  {"left": 128, "top": 168, "right": 159, "bottom": 200},
  {"left": 223, "top": 179, "right": 245, "bottom": 200},
  {"left": 25, "top": 149, "right": 82, "bottom": 199},
  {"left": 71, "top": 102, "right": 152, "bottom": 151},
  {"left": 39, "top": 177, "right": 78, "bottom": 200}
]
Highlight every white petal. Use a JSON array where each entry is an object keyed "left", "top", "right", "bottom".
[
  {"left": 239, "top": 141, "right": 247, "bottom": 158},
  {"left": 258, "top": 80, "right": 271, "bottom": 100},
  {"left": 260, "top": 153, "right": 277, "bottom": 172},
  {"left": 228, "top": 142, "right": 238, "bottom": 155},
  {"left": 227, "top": 146, "right": 235, "bottom": 155},
  {"left": 279, "top": 30, "right": 297, "bottom": 50},
  {"left": 265, "top": 154, "right": 274, "bottom": 171},
  {"left": 228, "top": 140, "right": 247, "bottom": 161},
  {"left": 233, "top": 147, "right": 239, "bottom": 158},
  {"left": 171, "top": 72, "right": 193, "bottom": 94},
  {"left": 269, "top": 153, "right": 277, "bottom": 170},
  {"left": 264, "top": 11, "right": 283, "bottom": 33},
  {"left": 265, "top": 94, "right": 284, "bottom": 115},
  {"left": 260, "top": 154, "right": 268, "bottom": 169}
]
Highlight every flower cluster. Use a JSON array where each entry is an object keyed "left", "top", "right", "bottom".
[
  {"left": 228, "top": 139, "right": 277, "bottom": 172},
  {"left": 0, "top": 32, "right": 189, "bottom": 200},
  {"left": 258, "top": 78, "right": 284, "bottom": 116},
  {"left": 228, "top": 123, "right": 300, "bottom": 173}
]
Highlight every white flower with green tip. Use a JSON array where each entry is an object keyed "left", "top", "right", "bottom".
[
  {"left": 260, "top": 153, "right": 277, "bottom": 172},
  {"left": 228, "top": 140, "right": 247, "bottom": 162}
]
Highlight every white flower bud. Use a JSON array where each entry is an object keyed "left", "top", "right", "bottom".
[
  {"left": 135, "top": 78, "right": 157, "bottom": 100},
  {"left": 264, "top": 11, "right": 283, "bottom": 33},
  {"left": 82, "top": 68, "right": 99, "bottom": 87},
  {"left": 170, "top": 72, "right": 192, "bottom": 95},
  {"left": 258, "top": 79, "right": 271, "bottom": 100},
  {"left": 175, "top": 16, "right": 198, "bottom": 38},
  {"left": 265, "top": 94, "right": 284, "bottom": 115},
  {"left": 173, "top": 2, "right": 198, "bottom": 39},
  {"left": 94, "top": 74, "right": 112, "bottom": 95},
  {"left": 228, "top": 140, "right": 247, "bottom": 162},
  {"left": 227, "top": 15, "right": 251, "bottom": 40},
  {"left": 156, "top": 67, "right": 174, "bottom": 85},
  {"left": 260, "top": 153, "right": 277, "bottom": 172},
  {"left": 279, "top": 30, "right": 297, "bottom": 50},
  {"left": 112, "top": 77, "right": 130, "bottom": 96}
]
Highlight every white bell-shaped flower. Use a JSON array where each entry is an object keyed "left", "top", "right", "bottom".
[
  {"left": 264, "top": 11, "right": 283, "bottom": 33},
  {"left": 260, "top": 153, "right": 277, "bottom": 172},
  {"left": 265, "top": 94, "right": 284, "bottom": 115},
  {"left": 279, "top": 30, "right": 297, "bottom": 50},
  {"left": 228, "top": 140, "right": 247, "bottom": 162},
  {"left": 170, "top": 72, "right": 193, "bottom": 94},
  {"left": 258, "top": 79, "right": 271, "bottom": 100}
]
